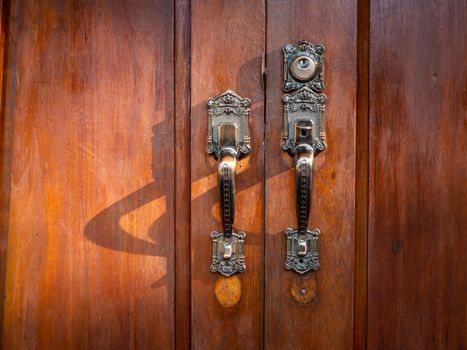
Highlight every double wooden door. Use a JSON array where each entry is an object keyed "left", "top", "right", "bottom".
[{"left": 0, "top": 0, "right": 465, "bottom": 349}]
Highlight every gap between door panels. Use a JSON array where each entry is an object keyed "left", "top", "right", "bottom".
[
  {"left": 262, "top": 0, "right": 268, "bottom": 349},
  {"left": 174, "top": 0, "right": 192, "bottom": 350},
  {"left": 355, "top": 0, "right": 370, "bottom": 349}
]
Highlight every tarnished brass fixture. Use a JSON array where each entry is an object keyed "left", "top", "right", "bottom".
[
  {"left": 282, "top": 41, "right": 326, "bottom": 274},
  {"left": 207, "top": 90, "right": 251, "bottom": 277}
]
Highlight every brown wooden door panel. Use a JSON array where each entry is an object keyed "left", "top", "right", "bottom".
[
  {"left": 190, "top": 1, "right": 265, "bottom": 348},
  {"left": 368, "top": 0, "right": 467, "bottom": 348},
  {"left": 1, "top": 0, "right": 175, "bottom": 348},
  {"left": 264, "top": 1, "right": 357, "bottom": 349}
]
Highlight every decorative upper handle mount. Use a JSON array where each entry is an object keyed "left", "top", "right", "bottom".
[
  {"left": 282, "top": 41, "right": 327, "bottom": 274},
  {"left": 207, "top": 90, "right": 251, "bottom": 277}
]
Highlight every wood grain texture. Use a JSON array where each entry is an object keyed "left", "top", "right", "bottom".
[
  {"left": 175, "top": 0, "right": 191, "bottom": 349},
  {"left": 0, "top": 0, "right": 10, "bottom": 343},
  {"left": 1, "top": 0, "right": 175, "bottom": 348},
  {"left": 264, "top": 1, "right": 357, "bottom": 349},
  {"left": 190, "top": 0, "right": 265, "bottom": 348},
  {"left": 214, "top": 276, "right": 242, "bottom": 308},
  {"left": 368, "top": 0, "right": 467, "bottom": 348}
]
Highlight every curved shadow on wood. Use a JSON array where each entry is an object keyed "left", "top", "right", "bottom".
[
  {"left": 83, "top": 126, "right": 263, "bottom": 255},
  {"left": 84, "top": 182, "right": 170, "bottom": 256},
  {"left": 83, "top": 54, "right": 280, "bottom": 281}
]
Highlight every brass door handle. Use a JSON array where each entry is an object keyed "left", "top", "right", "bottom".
[
  {"left": 207, "top": 90, "right": 251, "bottom": 277},
  {"left": 217, "top": 147, "right": 237, "bottom": 245},
  {"left": 282, "top": 41, "right": 326, "bottom": 274},
  {"left": 294, "top": 131, "right": 314, "bottom": 255}
]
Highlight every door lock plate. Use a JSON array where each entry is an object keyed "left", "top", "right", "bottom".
[
  {"left": 283, "top": 41, "right": 325, "bottom": 92},
  {"left": 282, "top": 41, "right": 327, "bottom": 275}
]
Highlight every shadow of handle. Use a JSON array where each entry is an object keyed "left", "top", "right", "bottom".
[{"left": 84, "top": 182, "right": 168, "bottom": 256}]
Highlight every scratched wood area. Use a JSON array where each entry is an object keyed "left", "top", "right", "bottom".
[
  {"left": 190, "top": 0, "right": 265, "bottom": 348},
  {"left": 367, "top": 0, "right": 467, "bottom": 348},
  {"left": 264, "top": 1, "right": 357, "bottom": 349},
  {"left": 1, "top": 0, "right": 175, "bottom": 348}
]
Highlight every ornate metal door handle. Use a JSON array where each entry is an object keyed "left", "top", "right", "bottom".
[
  {"left": 207, "top": 90, "right": 251, "bottom": 277},
  {"left": 282, "top": 41, "right": 327, "bottom": 274}
]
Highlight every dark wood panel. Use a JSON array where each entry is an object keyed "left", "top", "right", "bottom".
[
  {"left": 368, "top": 0, "right": 467, "bottom": 348},
  {"left": 1, "top": 0, "right": 175, "bottom": 348},
  {"left": 354, "top": 0, "right": 370, "bottom": 348},
  {"left": 264, "top": 1, "right": 357, "bottom": 349},
  {"left": 175, "top": 0, "right": 191, "bottom": 349},
  {"left": 190, "top": 0, "right": 265, "bottom": 348},
  {"left": 0, "top": 0, "right": 10, "bottom": 343}
]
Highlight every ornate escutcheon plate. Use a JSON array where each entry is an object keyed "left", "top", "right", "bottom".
[
  {"left": 284, "top": 228, "right": 320, "bottom": 274},
  {"left": 210, "top": 231, "right": 246, "bottom": 277}
]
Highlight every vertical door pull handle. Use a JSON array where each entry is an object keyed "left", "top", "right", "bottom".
[
  {"left": 282, "top": 41, "right": 327, "bottom": 274},
  {"left": 207, "top": 90, "right": 251, "bottom": 277}
]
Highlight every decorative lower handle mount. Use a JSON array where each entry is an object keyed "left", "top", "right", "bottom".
[
  {"left": 282, "top": 41, "right": 327, "bottom": 274},
  {"left": 207, "top": 90, "right": 251, "bottom": 277}
]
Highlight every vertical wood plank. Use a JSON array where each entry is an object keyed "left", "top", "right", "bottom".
[
  {"left": 0, "top": 0, "right": 10, "bottom": 343},
  {"left": 175, "top": 0, "right": 191, "bottom": 348},
  {"left": 1, "top": 0, "right": 175, "bottom": 348},
  {"left": 265, "top": 1, "right": 357, "bottom": 349},
  {"left": 354, "top": 0, "right": 370, "bottom": 348},
  {"left": 368, "top": 0, "right": 467, "bottom": 348},
  {"left": 190, "top": 1, "right": 265, "bottom": 348}
]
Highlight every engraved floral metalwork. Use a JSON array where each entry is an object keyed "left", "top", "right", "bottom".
[
  {"left": 284, "top": 228, "right": 320, "bottom": 274},
  {"left": 207, "top": 90, "right": 251, "bottom": 159},
  {"left": 210, "top": 231, "right": 246, "bottom": 277},
  {"left": 282, "top": 87, "right": 327, "bottom": 156},
  {"left": 283, "top": 41, "right": 325, "bottom": 92}
]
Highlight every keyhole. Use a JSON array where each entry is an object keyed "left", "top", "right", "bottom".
[
  {"left": 298, "top": 58, "right": 310, "bottom": 69},
  {"left": 290, "top": 56, "right": 316, "bottom": 81},
  {"left": 300, "top": 128, "right": 307, "bottom": 137}
]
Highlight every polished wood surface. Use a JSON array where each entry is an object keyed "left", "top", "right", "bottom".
[
  {"left": 368, "top": 0, "right": 467, "bottom": 348},
  {"left": 264, "top": 1, "right": 357, "bottom": 348},
  {"left": 0, "top": 0, "right": 465, "bottom": 348},
  {"left": 1, "top": 0, "right": 175, "bottom": 348},
  {"left": 190, "top": 1, "right": 265, "bottom": 349}
]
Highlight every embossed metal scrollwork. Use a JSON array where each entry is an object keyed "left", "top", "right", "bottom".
[
  {"left": 282, "top": 41, "right": 327, "bottom": 274},
  {"left": 207, "top": 90, "right": 251, "bottom": 277}
]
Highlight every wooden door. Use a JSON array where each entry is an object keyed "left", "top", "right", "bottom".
[
  {"left": 367, "top": 0, "right": 467, "bottom": 348},
  {"left": 0, "top": 0, "right": 177, "bottom": 348},
  {"left": 0, "top": 0, "right": 465, "bottom": 349},
  {"left": 263, "top": 2, "right": 356, "bottom": 349}
]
